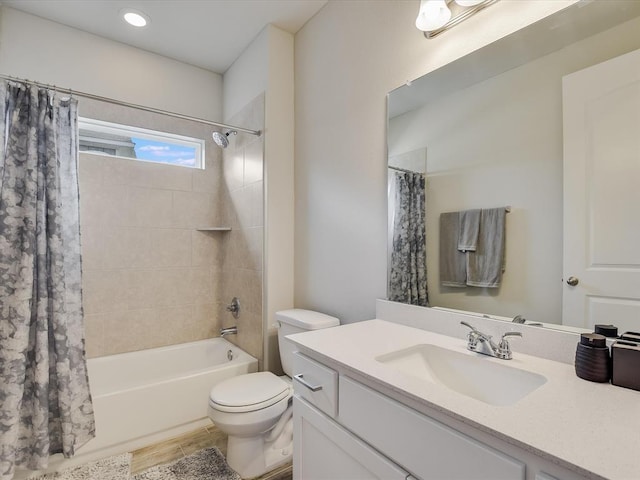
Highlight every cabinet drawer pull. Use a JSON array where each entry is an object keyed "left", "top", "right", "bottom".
[{"left": 294, "top": 374, "right": 323, "bottom": 392}]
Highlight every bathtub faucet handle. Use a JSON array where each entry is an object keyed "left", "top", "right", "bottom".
[{"left": 226, "top": 297, "right": 240, "bottom": 319}]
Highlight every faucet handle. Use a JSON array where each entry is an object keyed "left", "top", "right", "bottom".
[
  {"left": 460, "top": 321, "right": 479, "bottom": 333},
  {"left": 461, "top": 321, "right": 492, "bottom": 341},
  {"left": 226, "top": 297, "right": 240, "bottom": 318},
  {"left": 497, "top": 331, "right": 522, "bottom": 359},
  {"left": 461, "top": 321, "right": 484, "bottom": 347}
]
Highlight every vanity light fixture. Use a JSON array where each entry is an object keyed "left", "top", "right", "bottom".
[
  {"left": 415, "top": 0, "right": 451, "bottom": 32},
  {"left": 454, "top": 0, "right": 485, "bottom": 6},
  {"left": 416, "top": 0, "right": 498, "bottom": 39},
  {"left": 121, "top": 8, "right": 150, "bottom": 27}
]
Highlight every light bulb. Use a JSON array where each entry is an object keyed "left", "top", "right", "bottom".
[
  {"left": 415, "top": 0, "right": 452, "bottom": 32},
  {"left": 454, "top": 0, "right": 485, "bottom": 6},
  {"left": 121, "top": 9, "right": 150, "bottom": 27}
]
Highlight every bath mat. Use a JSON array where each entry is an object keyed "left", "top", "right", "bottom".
[
  {"left": 132, "top": 447, "right": 240, "bottom": 480},
  {"left": 31, "top": 452, "right": 131, "bottom": 480}
]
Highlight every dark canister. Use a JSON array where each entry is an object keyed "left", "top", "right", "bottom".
[
  {"left": 575, "top": 333, "right": 611, "bottom": 383},
  {"left": 594, "top": 324, "right": 618, "bottom": 338},
  {"left": 611, "top": 340, "right": 640, "bottom": 391}
]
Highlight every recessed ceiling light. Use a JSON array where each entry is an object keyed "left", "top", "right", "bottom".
[{"left": 121, "top": 8, "right": 150, "bottom": 27}]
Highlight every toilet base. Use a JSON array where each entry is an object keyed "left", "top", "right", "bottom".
[{"left": 226, "top": 417, "right": 293, "bottom": 479}]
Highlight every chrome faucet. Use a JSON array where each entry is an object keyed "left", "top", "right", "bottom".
[
  {"left": 460, "top": 321, "right": 521, "bottom": 360},
  {"left": 220, "top": 326, "right": 238, "bottom": 338}
]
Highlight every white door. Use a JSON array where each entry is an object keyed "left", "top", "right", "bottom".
[{"left": 562, "top": 48, "right": 640, "bottom": 331}]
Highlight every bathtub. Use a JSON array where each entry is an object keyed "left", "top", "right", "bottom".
[{"left": 80, "top": 338, "right": 257, "bottom": 459}]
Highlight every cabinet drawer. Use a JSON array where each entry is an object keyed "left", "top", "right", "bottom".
[
  {"left": 293, "top": 352, "right": 338, "bottom": 417},
  {"left": 339, "top": 377, "right": 525, "bottom": 480}
]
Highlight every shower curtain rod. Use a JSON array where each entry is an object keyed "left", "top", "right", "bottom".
[
  {"left": 388, "top": 165, "right": 425, "bottom": 174},
  {"left": 388, "top": 166, "right": 511, "bottom": 213},
  {"left": 0, "top": 73, "right": 262, "bottom": 136}
]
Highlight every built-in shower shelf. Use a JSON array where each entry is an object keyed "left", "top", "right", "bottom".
[{"left": 196, "top": 227, "right": 232, "bottom": 232}]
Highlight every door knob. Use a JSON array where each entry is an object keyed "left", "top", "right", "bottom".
[{"left": 566, "top": 276, "right": 579, "bottom": 286}]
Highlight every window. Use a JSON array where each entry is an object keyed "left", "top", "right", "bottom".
[{"left": 78, "top": 118, "right": 205, "bottom": 169}]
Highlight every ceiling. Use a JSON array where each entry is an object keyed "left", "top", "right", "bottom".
[{"left": 2, "top": 0, "right": 327, "bottom": 73}]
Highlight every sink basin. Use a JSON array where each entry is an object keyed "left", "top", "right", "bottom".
[{"left": 376, "top": 344, "right": 547, "bottom": 406}]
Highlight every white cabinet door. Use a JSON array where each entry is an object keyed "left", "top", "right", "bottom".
[
  {"left": 562, "top": 47, "right": 640, "bottom": 331},
  {"left": 293, "top": 396, "right": 410, "bottom": 480}
]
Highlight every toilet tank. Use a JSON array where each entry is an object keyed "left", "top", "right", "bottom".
[{"left": 276, "top": 309, "right": 340, "bottom": 376}]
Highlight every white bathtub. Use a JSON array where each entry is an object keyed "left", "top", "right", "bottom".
[
  {"left": 15, "top": 338, "right": 257, "bottom": 478},
  {"left": 81, "top": 338, "right": 257, "bottom": 458}
]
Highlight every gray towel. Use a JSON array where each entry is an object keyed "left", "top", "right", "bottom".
[
  {"left": 466, "top": 207, "right": 506, "bottom": 288},
  {"left": 458, "top": 209, "right": 481, "bottom": 252},
  {"left": 439, "top": 212, "right": 467, "bottom": 287}
]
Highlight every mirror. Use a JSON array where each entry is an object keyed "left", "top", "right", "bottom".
[{"left": 387, "top": 1, "right": 640, "bottom": 330}]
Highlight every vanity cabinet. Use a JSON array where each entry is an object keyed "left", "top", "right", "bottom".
[
  {"left": 292, "top": 352, "right": 414, "bottom": 480},
  {"left": 293, "top": 397, "right": 414, "bottom": 480},
  {"left": 293, "top": 351, "right": 588, "bottom": 480}
]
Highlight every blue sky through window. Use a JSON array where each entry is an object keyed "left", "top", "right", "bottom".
[{"left": 132, "top": 137, "right": 197, "bottom": 167}]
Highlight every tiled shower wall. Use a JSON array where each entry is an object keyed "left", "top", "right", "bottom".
[
  {"left": 79, "top": 99, "right": 227, "bottom": 358},
  {"left": 219, "top": 94, "right": 265, "bottom": 367}
]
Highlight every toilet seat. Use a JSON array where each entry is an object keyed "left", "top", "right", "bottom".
[{"left": 209, "top": 372, "right": 291, "bottom": 413}]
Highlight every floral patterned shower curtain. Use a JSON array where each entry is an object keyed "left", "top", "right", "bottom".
[
  {"left": 388, "top": 170, "right": 428, "bottom": 306},
  {"left": 0, "top": 81, "right": 94, "bottom": 479}
]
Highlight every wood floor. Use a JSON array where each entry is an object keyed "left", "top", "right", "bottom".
[{"left": 130, "top": 425, "right": 292, "bottom": 480}]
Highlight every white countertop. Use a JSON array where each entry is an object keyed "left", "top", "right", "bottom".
[{"left": 288, "top": 319, "right": 640, "bottom": 480}]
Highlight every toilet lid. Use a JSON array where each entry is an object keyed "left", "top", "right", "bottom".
[{"left": 209, "top": 372, "right": 291, "bottom": 413}]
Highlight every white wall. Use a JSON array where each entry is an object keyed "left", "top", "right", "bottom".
[
  {"left": 224, "top": 25, "right": 295, "bottom": 373},
  {"left": 293, "top": 0, "right": 577, "bottom": 323},
  {"left": 223, "top": 28, "right": 269, "bottom": 122},
  {"left": 0, "top": 7, "right": 222, "bottom": 120},
  {"left": 263, "top": 26, "right": 295, "bottom": 373}
]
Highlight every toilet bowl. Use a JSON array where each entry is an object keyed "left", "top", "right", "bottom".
[{"left": 208, "top": 309, "right": 339, "bottom": 479}]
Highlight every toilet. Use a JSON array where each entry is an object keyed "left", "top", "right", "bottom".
[{"left": 208, "top": 309, "right": 340, "bottom": 478}]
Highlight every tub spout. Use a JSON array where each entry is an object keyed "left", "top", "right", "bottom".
[{"left": 220, "top": 326, "right": 238, "bottom": 337}]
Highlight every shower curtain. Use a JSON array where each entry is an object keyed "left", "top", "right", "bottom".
[
  {"left": 388, "top": 170, "right": 428, "bottom": 306},
  {"left": 0, "top": 82, "right": 94, "bottom": 479}
]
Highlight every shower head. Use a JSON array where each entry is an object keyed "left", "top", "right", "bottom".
[{"left": 212, "top": 130, "right": 237, "bottom": 149}]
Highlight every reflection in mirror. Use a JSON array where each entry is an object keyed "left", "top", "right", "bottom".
[
  {"left": 387, "top": 1, "right": 640, "bottom": 332},
  {"left": 388, "top": 151, "right": 428, "bottom": 306}
]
